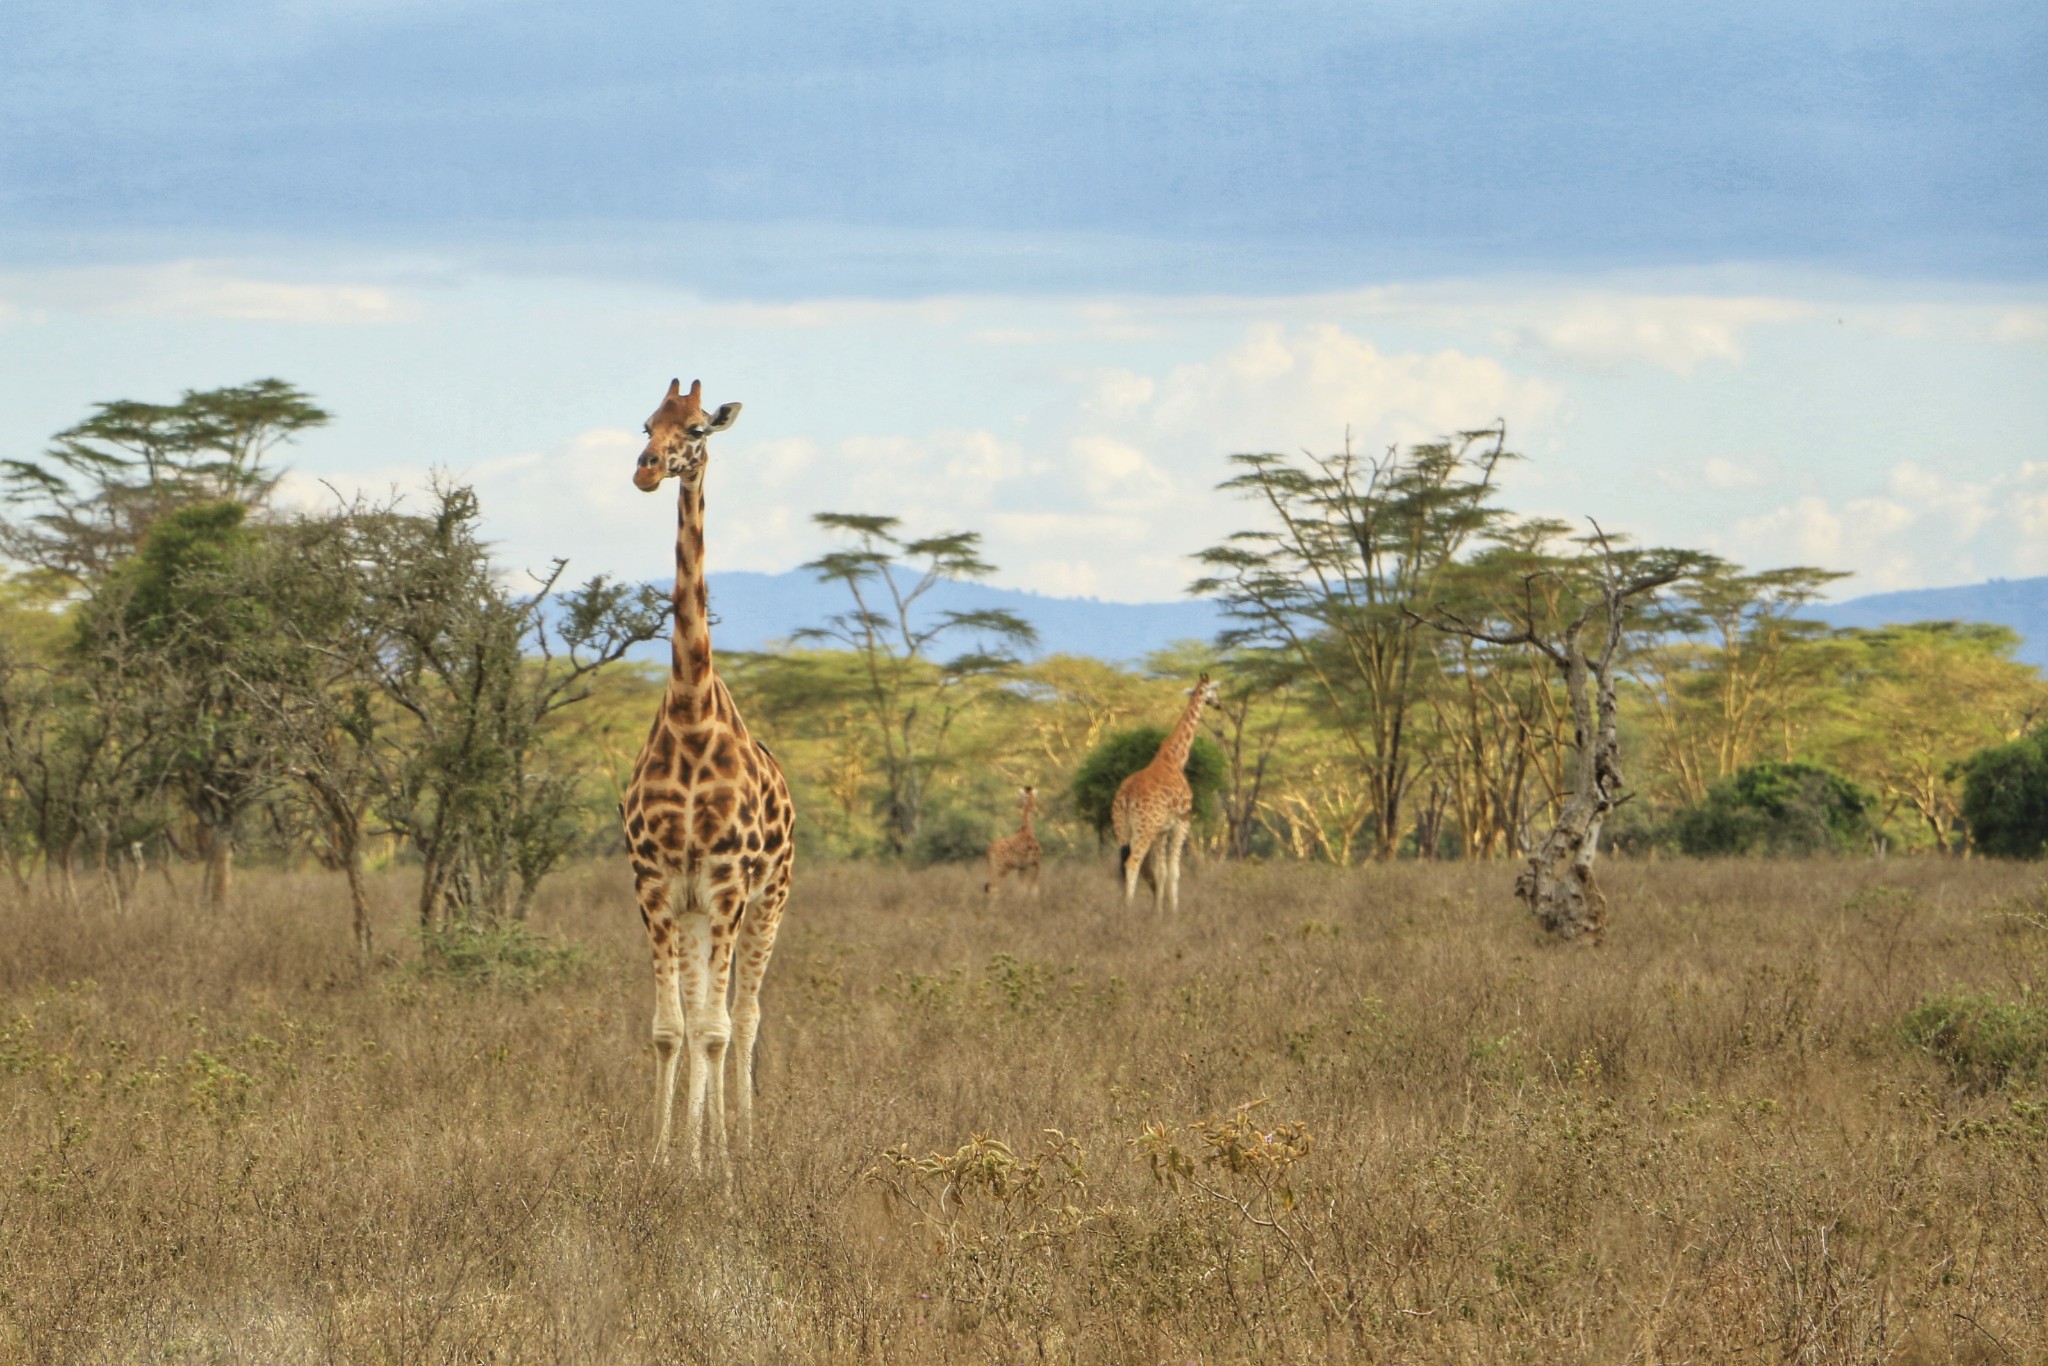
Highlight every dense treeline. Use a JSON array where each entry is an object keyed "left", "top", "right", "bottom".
[{"left": 3, "top": 383, "right": 2044, "bottom": 928}]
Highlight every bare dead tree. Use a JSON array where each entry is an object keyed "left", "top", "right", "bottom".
[{"left": 1418, "top": 525, "right": 1706, "bottom": 941}]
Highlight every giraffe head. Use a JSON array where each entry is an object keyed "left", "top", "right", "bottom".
[
  {"left": 633, "top": 379, "right": 742, "bottom": 492},
  {"left": 1018, "top": 785, "right": 1035, "bottom": 812},
  {"left": 1190, "top": 673, "right": 1222, "bottom": 711}
]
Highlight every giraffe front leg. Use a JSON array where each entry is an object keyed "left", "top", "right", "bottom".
[
  {"left": 673, "top": 908, "right": 731, "bottom": 1174},
  {"left": 639, "top": 877, "right": 685, "bottom": 1164},
  {"left": 730, "top": 868, "right": 789, "bottom": 1158}
]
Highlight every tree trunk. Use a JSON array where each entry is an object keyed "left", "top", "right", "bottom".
[
  {"left": 201, "top": 825, "right": 233, "bottom": 912},
  {"left": 343, "top": 844, "right": 372, "bottom": 964},
  {"left": 1515, "top": 627, "right": 1617, "bottom": 943}
]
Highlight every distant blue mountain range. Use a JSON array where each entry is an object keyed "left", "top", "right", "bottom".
[
  {"left": 635, "top": 570, "right": 2048, "bottom": 672},
  {"left": 1808, "top": 576, "right": 2048, "bottom": 670},
  {"left": 684, "top": 571, "right": 1230, "bottom": 665}
]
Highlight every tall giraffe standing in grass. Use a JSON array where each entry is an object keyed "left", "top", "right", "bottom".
[
  {"left": 620, "top": 378, "right": 795, "bottom": 1171},
  {"left": 1112, "top": 676, "right": 1220, "bottom": 912},
  {"left": 982, "top": 785, "right": 1041, "bottom": 901}
]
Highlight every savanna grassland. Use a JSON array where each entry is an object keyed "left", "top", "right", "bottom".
[{"left": 3, "top": 857, "right": 2046, "bottom": 1363}]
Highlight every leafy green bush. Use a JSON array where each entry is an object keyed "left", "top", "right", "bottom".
[
  {"left": 1666, "top": 761, "right": 1874, "bottom": 857},
  {"left": 1070, "top": 726, "right": 1227, "bottom": 838},
  {"left": 1954, "top": 728, "right": 2048, "bottom": 859},
  {"left": 1900, "top": 987, "right": 2048, "bottom": 1089},
  {"left": 415, "top": 921, "right": 589, "bottom": 992},
  {"left": 908, "top": 802, "right": 997, "bottom": 868}
]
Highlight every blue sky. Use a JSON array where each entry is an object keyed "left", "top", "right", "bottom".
[{"left": 3, "top": 1, "right": 2044, "bottom": 601}]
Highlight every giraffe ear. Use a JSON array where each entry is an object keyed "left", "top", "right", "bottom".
[{"left": 706, "top": 401, "right": 743, "bottom": 432}]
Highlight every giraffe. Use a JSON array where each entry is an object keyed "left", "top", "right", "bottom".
[
  {"left": 1111, "top": 675, "right": 1221, "bottom": 912},
  {"left": 620, "top": 378, "right": 796, "bottom": 1171},
  {"left": 982, "top": 785, "right": 1041, "bottom": 902}
]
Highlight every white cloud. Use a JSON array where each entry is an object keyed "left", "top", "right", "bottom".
[
  {"left": 1027, "top": 560, "right": 1105, "bottom": 597},
  {"left": 1506, "top": 295, "right": 1809, "bottom": 375},
  {"left": 1072, "top": 435, "right": 1175, "bottom": 512},
  {"left": 1141, "top": 323, "right": 1561, "bottom": 458},
  {"left": 1991, "top": 310, "right": 2048, "bottom": 343},
  {"left": 1702, "top": 456, "right": 1773, "bottom": 490},
  {"left": 0, "top": 261, "right": 411, "bottom": 324},
  {"left": 1724, "top": 461, "right": 2048, "bottom": 591},
  {"left": 1087, "top": 369, "right": 1155, "bottom": 416}
]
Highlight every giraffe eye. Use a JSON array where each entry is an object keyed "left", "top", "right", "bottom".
[{"left": 687, "top": 425, "right": 708, "bottom": 438}]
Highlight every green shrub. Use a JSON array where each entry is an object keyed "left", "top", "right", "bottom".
[
  {"left": 1666, "top": 761, "right": 1874, "bottom": 857},
  {"left": 1070, "top": 726, "right": 1227, "bottom": 839},
  {"left": 1899, "top": 987, "right": 2048, "bottom": 1090},
  {"left": 415, "top": 921, "right": 589, "bottom": 992},
  {"left": 908, "top": 802, "right": 997, "bottom": 868},
  {"left": 1954, "top": 728, "right": 2048, "bottom": 859}
]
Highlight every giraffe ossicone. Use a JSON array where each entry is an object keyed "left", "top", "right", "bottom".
[
  {"left": 620, "top": 376, "right": 795, "bottom": 1172},
  {"left": 1111, "top": 675, "right": 1221, "bottom": 913}
]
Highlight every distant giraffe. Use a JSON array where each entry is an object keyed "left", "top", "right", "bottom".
[
  {"left": 620, "top": 378, "right": 796, "bottom": 1172},
  {"left": 1111, "top": 675, "right": 1221, "bottom": 912},
  {"left": 983, "top": 785, "right": 1041, "bottom": 901}
]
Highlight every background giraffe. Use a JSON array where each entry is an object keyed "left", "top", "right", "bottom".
[
  {"left": 620, "top": 378, "right": 796, "bottom": 1171},
  {"left": 982, "top": 785, "right": 1041, "bottom": 901},
  {"left": 1111, "top": 675, "right": 1221, "bottom": 912}
]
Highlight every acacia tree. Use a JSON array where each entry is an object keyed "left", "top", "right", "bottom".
[
  {"left": 342, "top": 486, "right": 669, "bottom": 929},
  {"left": 1823, "top": 623, "right": 2047, "bottom": 851},
  {"left": 798, "top": 513, "right": 1037, "bottom": 854},
  {"left": 1193, "top": 427, "right": 1513, "bottom": 860},
  {"left": 1628, "top": 564, "right": 1849, "bottom": 805},
  {"left": 1, "top": 379, "right": 328, "bottom": 589},
  {"left": 1423, "top": 526, "right": 1705, "bottom": 941},
  {"left": 0, "top": 380, "right": 330, "bottom": 905},
  {"left": 200, "top": 509, "right": 390, "bottom": 957},
  {"left": 83, "top": 500, "right": 286, "bottom": 909}
]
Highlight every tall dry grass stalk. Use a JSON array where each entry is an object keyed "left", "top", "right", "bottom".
[{"left": 2, "top": 857, "right": 2044, "bottom": 1361}]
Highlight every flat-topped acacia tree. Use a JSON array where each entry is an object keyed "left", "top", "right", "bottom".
[
  {"left": 798, "top": 513, "right": 1037, "bottom": 855},
  {"left": 1420, "top": 524, "right": 1708, "bottom": 942}
]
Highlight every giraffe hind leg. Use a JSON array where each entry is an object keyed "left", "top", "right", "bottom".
[
  {"left": 1164, "top": 820, "right": 1190, "bottom": 913},
  {"left": 1122, "top": 830, "right": 1157, "bottom": 907},
  {"left": 729, "top": 865, "right": 790, "bottom": 1158}
]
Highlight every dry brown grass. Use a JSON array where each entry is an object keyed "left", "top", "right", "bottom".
[{"left": 3, "top": 855, "right": 2045, "bottom": 1363}]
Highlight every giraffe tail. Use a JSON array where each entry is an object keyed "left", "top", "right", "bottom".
[{"left": 1117, "top": 843, "right": 1131, "bottom": 878}]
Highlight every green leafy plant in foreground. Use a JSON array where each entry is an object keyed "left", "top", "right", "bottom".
[
  {"left": 414, "top": 921, "right": 590, "bottom": 992},
  {"left": 1900, "top": 986, "right": 2048, "bottom": 1089}
]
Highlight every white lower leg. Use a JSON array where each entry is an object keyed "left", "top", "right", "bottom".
[
  {"left": 651, "top": 1032, "right": 682, "bottom": 1161},
  {"left": 730, "top": 999, "right": 761, "bottom": 1153}
]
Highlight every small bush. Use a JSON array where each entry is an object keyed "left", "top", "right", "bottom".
[
  {"left": 908, "top": 803, "right": 997, "bottom": 868},
  {"left": 1899, "top": 987, "right": 2048, "bottom": 1089},
  {"left": 1954, "top": 728, "right": 2048, "bottom": 859},
  {"left": 1667, "top": 761, "right": 1875, "bottom": 857},
  {"left": 415, "top": 921, "right": 589, "bottom": 992}
]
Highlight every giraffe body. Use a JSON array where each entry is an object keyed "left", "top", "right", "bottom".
[
  {"left": 983, "top": 785, "right": 1041, "bottom": 901},
  {"left": 1110, "top": 676, "right": 1220, "bottom": 912},
  {"left": 621, "top": 379, "right": 795, "bottom": 1172}
]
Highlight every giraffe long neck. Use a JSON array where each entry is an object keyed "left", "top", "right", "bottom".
[
  {"left": 666, "top": 481, "right": 716, "bottom": 722},
  {"left": 1020, "top": 794, "right": 1035, "bottom": 837},
  {"left": 1154, "top": 691, "right": 1207, "bottom": 774}
]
